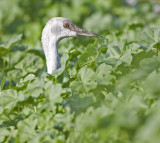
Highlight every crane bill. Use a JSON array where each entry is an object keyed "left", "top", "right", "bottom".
[
  {"left": 77, "top": 30, "right": 102, "bottom": 39},
  {"left": 70, "top": 25, "right": 102, "bottom": 39}
]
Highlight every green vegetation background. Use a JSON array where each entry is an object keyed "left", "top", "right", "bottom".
[{"left": 1, "top": 0, "right": 160, "bottom": 143}]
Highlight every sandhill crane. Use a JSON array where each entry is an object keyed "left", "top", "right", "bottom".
[{"left": 41, "top": 17, "right": 102, "bottom": 74}]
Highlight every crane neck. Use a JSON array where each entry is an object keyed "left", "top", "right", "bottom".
[{"left": 45, "top": 40, "right": 61, "bottom": 74}]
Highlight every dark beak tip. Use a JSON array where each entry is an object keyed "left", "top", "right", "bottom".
[
  {"left": 92, "top": 33, "right": 102, "bottom": 39},
  {"left": 98, "top": 35, "right": 103, "bottom": 39},
  {"left": 95, "top": 34, "right": 102, "bottom": 39}
]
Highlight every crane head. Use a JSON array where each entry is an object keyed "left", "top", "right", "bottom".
[
  {"left": 41, "top": 17, "right": 102, "bottom": 74},
  {"left": 43, "top": 17, "right": 102, "bottom": 42}
]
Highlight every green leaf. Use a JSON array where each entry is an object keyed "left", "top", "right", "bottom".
[
  {"left": 139, "top": 27, "right": 160, "bottom": 51},
  {"left": 70, "top": 67, "right": 97, "bottom": 92},
  {"left": 15, "top": 53, "right": 44, "bottom": 76},
  {"left": 93, "top": 63, "right": 115, "bottom": 86},
  {"left": 23, "top": 78, "right": 43, "bottom": 98},
  {"left": 117, "top": 56, "right": 160, "bottom": 89},
  {"left": 78, "top": 43, "right": 99, "bottom": 67},
  {"left": 69, "top": 93, "right": 95, "bottom": 114},
  {"left": 0, "top": 128, "right": 10, "bottom": 142},
  {"left": 97, "top": 41, "right": 134, "bottom": 68},
  {"left": 0, "top": 89, "right": 25, "bottom": 110},
  {"left": 0, "top": 34, "right": 22, "bottom": 56},
  {"left": 44, "top": 83, "right": 65, "bottom": 104},
  {"left": 23, "top": 74, "right": 36, "bottom": 82}
]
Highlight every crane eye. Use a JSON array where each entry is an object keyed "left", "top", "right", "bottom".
[{"left": 64, "top": 23, "right": 70, "bottom": 28}]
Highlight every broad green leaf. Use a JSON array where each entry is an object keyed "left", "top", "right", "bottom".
[
  {"left": 97, "top": 41, "right": 134, "bottom": 68},
  {"left": 70, "top": 67, "right": 97, "bottom": 92},
  {"left": 15, "top": 53, "right": 44, "bottom": 76},
  {"left": 78, "top": 44, "right": 98, "bottom": 67},
  {"left": 139, "top": 27, "right": 160, "bottom": 51},
  {"left": 17, "top": 117, "right": 38, "bottom": 143},
  {"left": 23, "top": 74, "right": 36, "bottom": 82},
  {"left": 23, "top": 78, "right": 43, "bottom": 98},
  {"left": 93, "top": 63, "right": 115, "bottom": 86},
  {"left": 0, "top": 89, "right": 25, "bottom": 110},
  {"left": 44, "top": 83, "right": 65, "bottom": 104}
]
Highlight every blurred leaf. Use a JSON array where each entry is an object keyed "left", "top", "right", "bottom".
[
  {"left": 117, "top": 56, "right": 160, "bottom": 89},
  {"left": 0, "top": 128, "right": 10, "bottom": 142},
  {"left": 143, "top": 71, "right": 160, "bottom": 97},
  {"left": 84, "top": 12, "right": 112, "bottom": 33},
  {"left": 69, "top": 93, "right": 95, "bottom": 114},
  {"left": 139, "top": 27, "right": 160, "bottom": 51},
  {"left": 0, "top": 34, "right": 22, "bottom": 56}
]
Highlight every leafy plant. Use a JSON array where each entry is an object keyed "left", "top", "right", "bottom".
[{"left": 1, "top": 0, "right": 160, "bottom": 143}]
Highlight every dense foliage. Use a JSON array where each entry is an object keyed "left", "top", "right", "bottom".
[{"left": 1, "top": 0, "right": 160, "bottom": 143}]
